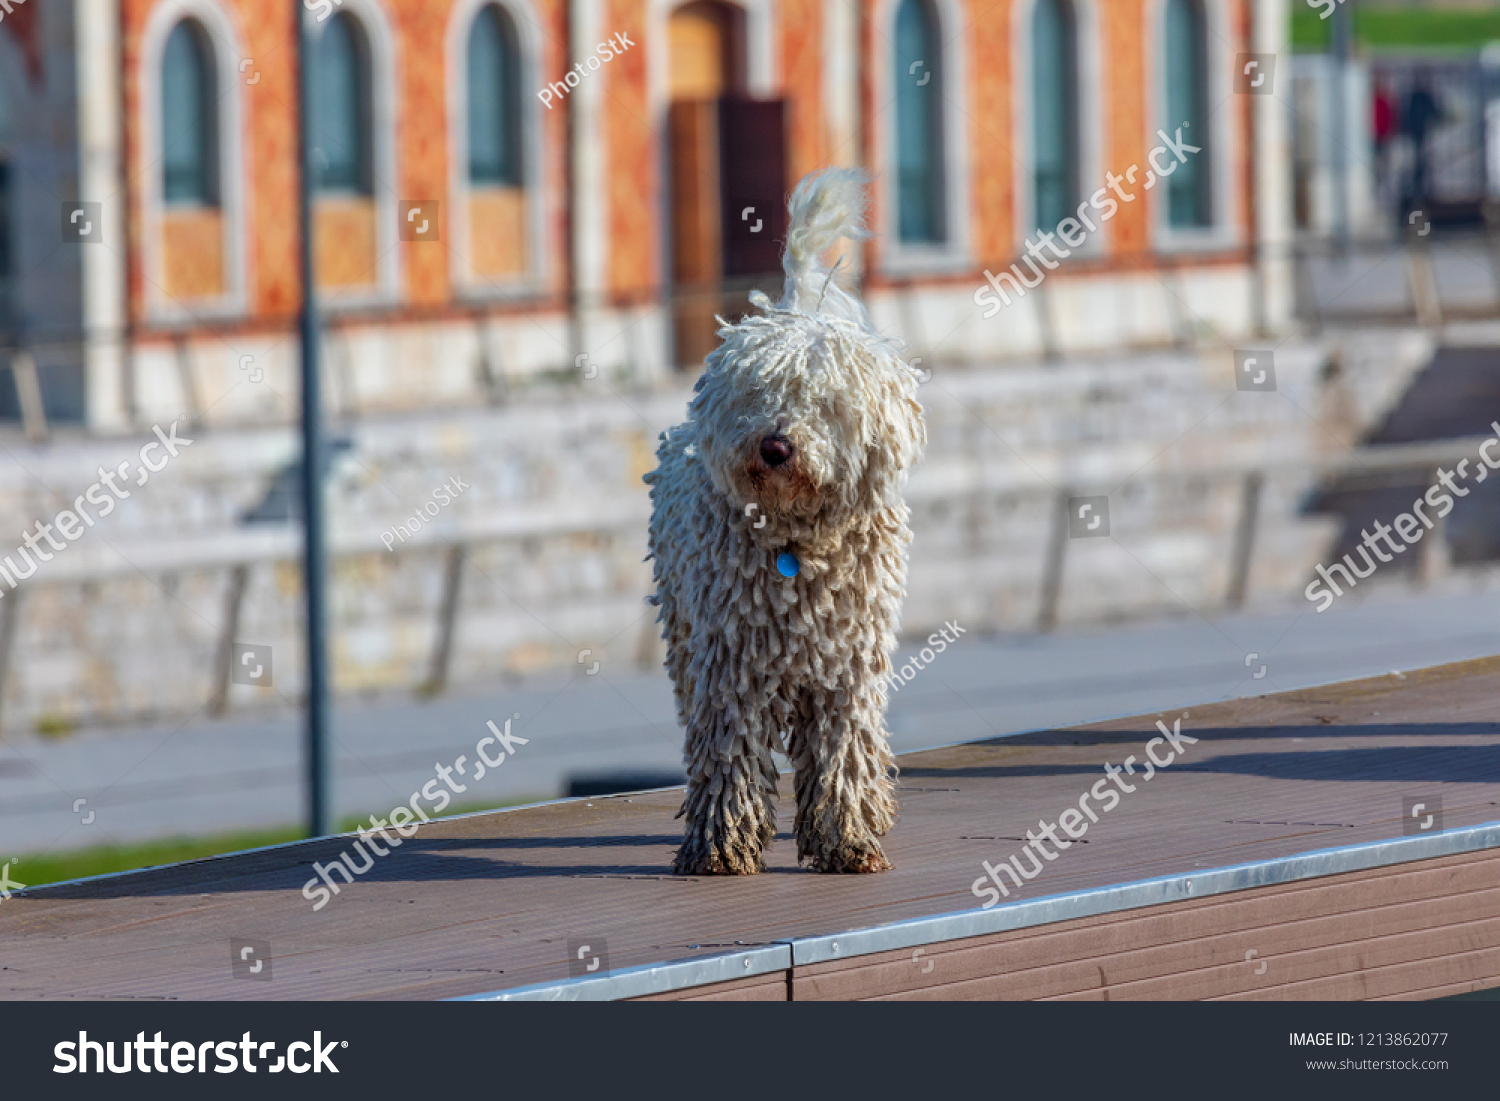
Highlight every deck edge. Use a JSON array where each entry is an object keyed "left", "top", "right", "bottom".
[
  {"left": 451, "top": 944, "right": 793, "bottom": 1001},
  {"left": 790, "top": 820, "right": 1500, "bottom": 965},
  {"left": 451, "top": 820, "right": 1500, "bottom": 1001}
]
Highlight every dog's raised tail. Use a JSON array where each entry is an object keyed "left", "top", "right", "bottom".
[{"left": 777, "top": 168, "right": 873, "bottom": 324}]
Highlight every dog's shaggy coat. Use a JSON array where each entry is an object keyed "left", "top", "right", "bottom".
[{"left": 645, "top": 169, "right": 927, "bottom": 875}]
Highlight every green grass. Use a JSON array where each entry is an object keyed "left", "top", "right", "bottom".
[
  {"left": 11, "top": 827, "right": 305, "bottom": 890},
  {"left": 12, "top": 795, "right": 547, "bottom": 891},
  {"left": 33, "top": 714, "right": 77, "bottom": 739},
  {"left": 1294, "top": 5, "right": 1500, "bottom": 52}
]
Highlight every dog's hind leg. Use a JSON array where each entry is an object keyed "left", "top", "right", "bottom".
[
  {"left": 789, "top": 678, "right": 897, "bottom": 874},
  {"left": 672, "top": 662, "right": 781, "bottom": 875}
]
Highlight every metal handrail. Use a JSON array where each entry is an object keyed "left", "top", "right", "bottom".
[{"left": 1, "top": 430, "right": 1489, "bottom": 726}]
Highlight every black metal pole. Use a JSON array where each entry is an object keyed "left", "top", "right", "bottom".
[
  {"left": 1331, "top": 0, "right": 1353, "bottom": 257},
  {"left": 295, "top": 0, "right": 331, "bottom": 838}
]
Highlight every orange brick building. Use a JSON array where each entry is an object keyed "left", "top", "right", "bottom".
[{"left": 9, "top": 0, "right": 1292, "bottom": 431}]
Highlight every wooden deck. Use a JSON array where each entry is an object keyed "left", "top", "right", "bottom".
[{"left": 6, "top": 656, "right": 1500, "bottom": 1001}]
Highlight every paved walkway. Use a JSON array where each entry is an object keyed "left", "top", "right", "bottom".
[
  {"left": 7, "top": 653, "right": 1500, "bottom": 1000},
  {"left": 3, "top": 583, "right": 1499, "bottom": 861}
]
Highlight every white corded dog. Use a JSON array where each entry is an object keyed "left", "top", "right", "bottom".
[{"left": 645, "top": 169, "right": 927, "bottom": 875}]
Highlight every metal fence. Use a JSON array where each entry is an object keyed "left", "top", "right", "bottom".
[{"left": 0, "top": 430, "right": 1488, "bottom": 727}]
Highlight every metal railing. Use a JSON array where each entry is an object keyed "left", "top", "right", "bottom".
[
  {"left": 0, "top": 434, "right": 1490, "bottom": 729},
  {"left": 1294, "top": 227, "right": 1500, "bottom": 330},
  {"left": 1025, "top": 434, "right": 1487, "bottom": 633}
]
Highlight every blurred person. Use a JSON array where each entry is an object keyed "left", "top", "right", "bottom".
[
  {"left": 1373, "top": 76, "right": 1398, "bottom": 208},
  {"left": 1403, "top": 71, "right": 1442, "bottom": 218}
]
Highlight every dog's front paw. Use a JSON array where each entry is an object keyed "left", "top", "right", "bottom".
[
  {"left": 801, "top": 836, "right": 892, "bottom": 874},
  {"left": 672, "top": 839, "right": 766, "bottom": 876}
]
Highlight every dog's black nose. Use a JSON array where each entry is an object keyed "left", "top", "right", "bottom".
[{"left": 759, "top": 435, "right": 794, "bottom": 468}]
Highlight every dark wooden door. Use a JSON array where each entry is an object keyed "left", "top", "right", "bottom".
[
  {"left": 667, "top": 99, "right": 722, "bottom": 369},
  {"left": 666, "top": 95, "right": 786, "bottom": 369},
  {"left": 718, "top": 96, "right": 786, "bottom": 279}
]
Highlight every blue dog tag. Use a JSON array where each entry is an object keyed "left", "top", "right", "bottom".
[{"left": 776, "top": 552, "right": 800, "bottom": 578}]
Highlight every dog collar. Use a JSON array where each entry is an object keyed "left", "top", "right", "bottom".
[{"left": 775, "top": 551, "right": 800, "bottom": 578}]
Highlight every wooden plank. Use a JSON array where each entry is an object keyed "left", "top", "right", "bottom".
[
  {"left": 794, "top": 850, "right": 1500, "bottom": 1001},
  {"left": 1045, "top": 913, "right": 1500, "bottom": 1001},
  {"left": 1372, "top": 977, "right": 1500, "bottom": 1001},
  {"left": 667, "top": 98, "right": 721, "bottom": 368},
  {"left": 668, "top": 99, "right": 719, "bottom": 283},
  {"left": 6, "top": 655, "right": 1500, "bottom": 1001},
  {"left": 1206, "top": 947, "right": 1500, "bottom": 1002}
]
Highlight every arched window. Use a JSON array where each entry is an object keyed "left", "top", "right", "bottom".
[
  {"left": 162, "top": 20, "right": 218, "bottom": 205},
  {"left": 312, "top": 13, "right": 372, "bottom": 193},
  {"left": 468, "top": 4, "right": 522, "bottom": 186},
  {"left": 1164, "top": 0, "right": 1210, "bottom": 227},
  {"left": 1032, "top": 0, "right": 1078, "bottom": 233},
  {"left": 894, "top": 0, "right": 945, "bottom": 244}
]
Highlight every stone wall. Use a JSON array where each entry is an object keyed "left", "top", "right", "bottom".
[{"left": 0, "top": 332, "right": 1433, "bottom": 733}]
